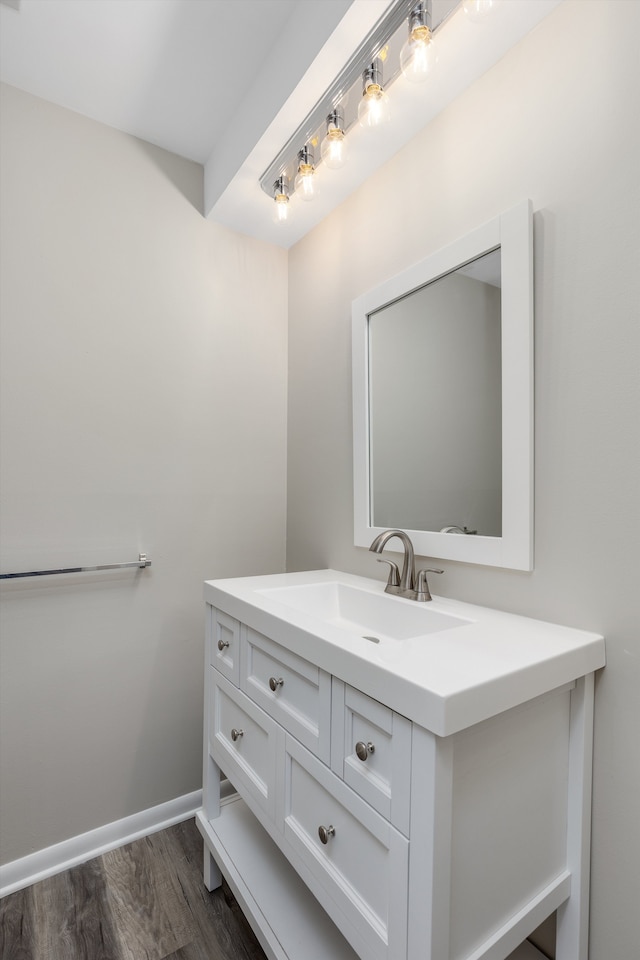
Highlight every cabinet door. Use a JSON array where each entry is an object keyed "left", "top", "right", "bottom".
[
  {"left": 210, "top": 608, "right": 241, "bottom": 686},
  {"left": 332, "top": 682, "right": 411, "bottom": 836},
  {"left": 209, "top": 669, "right": 279, "bottom": 821},
  {"left": 281, "top": 734, "right": 408, "bottom": 960},
  {"left": 241, "top": 627, "right": 331, "bottom": 763}
]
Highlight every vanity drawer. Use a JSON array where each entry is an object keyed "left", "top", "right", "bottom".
[
  {"left": 332, "top": 683, "right": 411, "bottom": 836},
  {"left": 241, "top": 627, "right": 331, "bottom": 764},
  {"left": 210, "top": 608, "right": 241, "bottom": 686},
  {"left": 209, "top": 669, "right": 279, "bottom": 821},
  {"left": 281, "top": 734, "right": 408, "bottom": 960}
]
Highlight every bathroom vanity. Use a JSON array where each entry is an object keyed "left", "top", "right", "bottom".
[{"left": 196, "top": 570, "right": 605, "bottom": 960}]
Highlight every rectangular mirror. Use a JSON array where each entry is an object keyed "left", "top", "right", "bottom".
[{"left": 352, "top": 200, "right": 533, "bottom": 570}]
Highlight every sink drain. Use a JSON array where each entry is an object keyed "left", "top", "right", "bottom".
[{"left": 362, "top": 635, "right": 381, "bottom": 644}]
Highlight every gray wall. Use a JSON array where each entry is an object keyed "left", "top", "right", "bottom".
[
  {"left": 286, "top": 2, "right": 640, "bottom": 956},
  {"left": 0, "top": 84, "right": 288, "bottom": 865}
]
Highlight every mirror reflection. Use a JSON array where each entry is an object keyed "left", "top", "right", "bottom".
[{"left": 367, "top": 248, "right": 502, "bottom": 537}]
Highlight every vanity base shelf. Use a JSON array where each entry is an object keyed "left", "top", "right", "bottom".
[
  {"left": 195, "top": 796, "right": 360, "bottom": 960},
  {"left": 196, "top": 798, "right": 545, "bottom": 960}
]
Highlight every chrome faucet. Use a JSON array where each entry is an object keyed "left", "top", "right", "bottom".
[
  {"left": 369, "top": 529, "right": 416, "bottom": 595},
  {"left": 369, "top": 529, "right": 443, "bottom": 602}
]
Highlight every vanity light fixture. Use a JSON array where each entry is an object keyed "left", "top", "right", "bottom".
[
  {"left": 400, "top": 2, "right": 434, "bottom": 83},
  {"left": 321, "top": 109, "right": 348, "bottom": 169},
  {"left": 259, "top": 0, "right": 463, "bottom": 213},
  {"left": 272, "top": 175, "right": 290, "bottom": 223},
  {"left": 358, "top": 59, "right": 391, "bottom": 128},
  {"left": 294, "top": 145, "right": 318, "bottom": 201}
]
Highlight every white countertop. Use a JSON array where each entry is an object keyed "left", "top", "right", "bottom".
[{"left": 204, "top": 569, "right": 605, "bottom": 736}]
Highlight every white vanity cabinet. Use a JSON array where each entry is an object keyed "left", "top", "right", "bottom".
[{"left": 196, "top": 570, "right": 605, "bottom": 960}]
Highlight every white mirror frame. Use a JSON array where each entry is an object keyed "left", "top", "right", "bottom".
[{"left": 352, "top": 199, "right": 534, "bottom": 570}]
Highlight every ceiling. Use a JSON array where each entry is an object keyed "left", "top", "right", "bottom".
[
  {"left": 0, "top": 0, "right": 354, "bottom": 162},
  {"left": 0, "top": 0, "right": 563, "bottom": 247}
]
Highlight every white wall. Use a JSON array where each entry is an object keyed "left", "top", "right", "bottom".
[
  {"left": 286, "top": 2, "right": 640, "bottom": 956},
  {"left": 0, "top": 84, "right": 288, "bottom": 865}
]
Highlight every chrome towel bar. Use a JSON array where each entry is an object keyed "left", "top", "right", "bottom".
[{"left": 0, "top": 553, "right": 152, "bottom": 580}]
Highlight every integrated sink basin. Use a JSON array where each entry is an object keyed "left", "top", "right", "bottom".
[
  {"left": 257, "top": 580, "right": 470, "bottom": 642},
  {"left": 204, "top": 568, "right": 606, "bottom": 736}
]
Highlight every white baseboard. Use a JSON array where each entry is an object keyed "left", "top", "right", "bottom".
[{"left": 0, "top": 789, "right": 202, "bottom": 898}]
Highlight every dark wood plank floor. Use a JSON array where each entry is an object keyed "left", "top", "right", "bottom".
[{"left": 0, "top": 819, "right": 268, "bottom": 960}]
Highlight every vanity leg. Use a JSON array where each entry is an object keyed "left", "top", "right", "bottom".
[
  {"left": 407, "top": 726, "right": 453, "bottom": 960},
  {"left": 202, "top": 752, "right": 223, "bottom": 890},
  {"left": 556, "top": 673, "right": 595, "bottom": 960},
  {"left": 203, "top": 842, "right": 222, "bottom": 892}
]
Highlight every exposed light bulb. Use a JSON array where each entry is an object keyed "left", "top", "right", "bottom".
[
  {"left": 358, "top": 86, "right": 391, "bottom": 128},
  {"left": 295, "top": 167, "right": 316, "bottom": 200},
  {"left": 321, "top": 110, "right": 348, "bottom": 170},
  {"left": 358, "top": 60, "right": 391, "bottom": 129},
  {"left": 400, "top": 4, "right": 434, "bottom": 83},
  {"left": 273, "top": 195, "right": 289, "bottom": 223},
  {"left": 463, "top": 0, "right": 494, "bottom": 22},
  {"left": 294, "top": 146, "right": 318, "bottom": 201},
  {"left": 272, "top": 177, "right": 290, "bottom": 224}
]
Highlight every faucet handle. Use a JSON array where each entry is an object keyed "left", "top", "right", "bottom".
[
  {"left": 415, "top": 568, "right": 444, "bottom": 602},
  {"left": 377, "top": 558, "right": 400, "bottom": 593}
]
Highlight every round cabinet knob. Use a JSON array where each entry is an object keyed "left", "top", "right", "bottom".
[
  {"left": 230, "top": 728, "right": 244, "bottom": 742},
  {"left": 269, "top": 676, "right": 284, "bottom": 692},
  {"left": 355, "top": 741, "right": 375, "bottom": 762},
  {"left": 217, "top": 638, "right": 230, "bottom": 651},
  {"left": 317, "top": 824, "right": 335, "bottom": 845}
]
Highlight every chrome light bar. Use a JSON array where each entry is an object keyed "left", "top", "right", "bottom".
[{"left": 259, "top": 0, "right": 458, "bottom": 198}]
